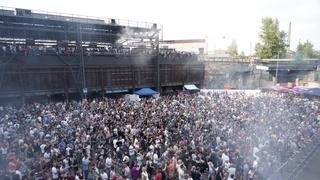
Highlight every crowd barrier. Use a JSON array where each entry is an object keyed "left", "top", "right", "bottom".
[
  {"left": 201, "top": 89, "right": 261, "bottom": 94},
  {"left": 268, "top": 132, "right": 320, "bottom": 180}
]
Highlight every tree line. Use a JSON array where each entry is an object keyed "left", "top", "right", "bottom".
[{"left": 226, "top": 17, "right": 320, "bottom": 59}]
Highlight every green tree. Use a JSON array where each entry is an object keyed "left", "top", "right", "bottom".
[
  {"left": 317, "top": 51, "right": 320, "bottom": 58},
  {"left": 227, "top": 40, "right": 238, "bottom": 57},
  {"left": 296, "top": 41, "right": 317, "bottom": 59},
  {"left": 239, "top": 51, "right": 246, "bottom": 59},
  {"left": 255, "top": 17, "right": 288, "bottom": 59}
]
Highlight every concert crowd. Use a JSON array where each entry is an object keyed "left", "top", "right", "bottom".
[
  {"left": 0, "top": 44, "right": 196, "bottom": 60},
  {"left": 0, "top": 91, "right": 319, "bottom": 180}
]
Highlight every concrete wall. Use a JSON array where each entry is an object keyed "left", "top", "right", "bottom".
[{"left": 203, "top": 60, "right": 280, "bottom": 89}]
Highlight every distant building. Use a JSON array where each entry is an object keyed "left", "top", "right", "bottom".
[
  {"left": 160, "top": 39, "right": 206, "bottom": 54},
  {"left": 209, "top": 49, "right": 230, "bottom": 58}
]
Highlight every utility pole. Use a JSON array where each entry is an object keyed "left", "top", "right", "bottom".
[
  {"left": 275, "top": 52, "right": 280, "bottom": 83},
  {"left": 288, "top": 22, "right": 291, "bottom": 51},
  {"left": 78, "top": 24, "right": 87, "bottom": 99}
]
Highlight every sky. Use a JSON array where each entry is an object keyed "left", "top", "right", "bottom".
[{"left": 1, "top": 0, "right": 320, "bottom": 55}]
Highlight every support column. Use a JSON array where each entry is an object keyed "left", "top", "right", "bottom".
[
  {"left": 65, "top": 90, "right": 69, "bottom": 102},
  {"left": 156, "top": 33, "right": 161, "bottom": 93},
  {"left": 21, "top": 95, "right": 25, "bottom": 105}
]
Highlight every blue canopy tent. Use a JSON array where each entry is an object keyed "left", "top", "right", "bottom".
[
  {"left": 134, "top": 88, "right": 159, "bottom": 96},
  {"left": 302, "top": 88, "right": 320, "bottom": 98}
]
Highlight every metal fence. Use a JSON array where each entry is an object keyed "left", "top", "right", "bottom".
[
  {"left": 204, "top": 56, "right": 252, "bottom": 63},
  {"left": 268, "top": 132, "right": 320, "bottom": 180}
]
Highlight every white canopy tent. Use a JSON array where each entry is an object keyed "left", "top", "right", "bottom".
[{"left": 184, "top": 84, "right": 199, "bottom": 91}]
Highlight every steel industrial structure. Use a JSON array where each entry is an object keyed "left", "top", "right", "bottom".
[{"left": 0, "top": 7, "right": 204, "bottom": 103}]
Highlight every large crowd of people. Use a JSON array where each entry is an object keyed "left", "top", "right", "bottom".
[
  {"left": 159, "top": 50, "right": 197, "bottom": 61},
  {"left": 0, "top": 91, "right": 319, "bottom": 180},
  {"left": 0, "top": 44, "right": 197, "bottom": 60},
  {"left": 0, "top": 44, "right": 145, "bottom": 57}
]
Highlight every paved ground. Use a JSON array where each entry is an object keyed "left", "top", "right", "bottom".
[{"left": 294, "top": 146, "right": 320, "bottom": 180}]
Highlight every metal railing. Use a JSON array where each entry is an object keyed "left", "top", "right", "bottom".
[
  {"left": 204, "top": 56, "right": 252, "bottom": 63},
  {"left": 268, "top": 132, "right": 320, "bottom": 180},
  {"left": 0, "top": 6, "right": 158, "bottom": 29}
]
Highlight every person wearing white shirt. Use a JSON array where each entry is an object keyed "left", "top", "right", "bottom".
[
  {"left": 15, "top": 170, "right": 22, "bottom": 180},
  {"left": 177, "top": 164, "right": 185, "bottom": 180},
  {"left": 248, "top": 169, "right": 254, "bottom": 180},
  {"left": 51, "top": 165, "right": 59, "bottom": 180},
  {"left": 63, "top": 158, "right": 70, "bottom": 169},
  {"left": 40, "top": 144, "right": 46, "bottom": 154},
  {"left": 153, "top": 153, "right": 159, "bottom": 164},
  {"left": 75, "top": 174, "right": 80, "bottom": 180},
  {"left": 106, "top": 156, "right": 112, "bottom": 169},
  {"left": 134, "top": 138, "right": 139, "bottom": 149},
  {"left": 44, "top": 151, "right": 51, "bottom": 163},
  {"left": 228, "top": 166, "right": 236, "bottom": 180},
  {"left": 101, "top": 171, "right": 108, "bottom": 180},
  {"left": 39, "top": 131, "right": 44, "bottom": 139},
  {"left": 141, "top": 167, "right": 149, "bottom": 180},
  {"left": 129, "top": 145, "right": 135, "bottom": 156},
  {"left": 66, "top": 146, "right": 72, "bottom": 156},
  {"left": 253, "top": 147, "right": 260, "bottom": 161},
  {"left": 113, "top": 139, "right": 118, "bottom": 149},
  {"left": 207, "top": 161, "right": 215, "bottom": 180},
  {"left": 253, "top": 159, "right": 258, "bottom": 170},
  {"left": 18, "top": 139, "right": 24, "bottom": 147},
  {"left": 222, "top": 153, "right": 229, "bottom": 164}
]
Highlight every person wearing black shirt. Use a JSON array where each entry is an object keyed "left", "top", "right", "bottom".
[
  {"left": 215, "top": 165, "right": 224, "bottom": 180},
  {"left": 191, "top": 166, "right": 201, "bottom": 180}
]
